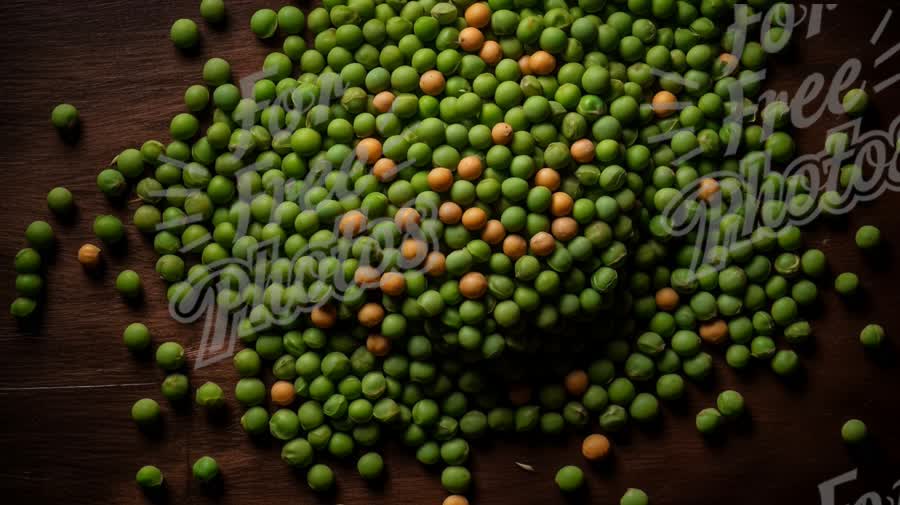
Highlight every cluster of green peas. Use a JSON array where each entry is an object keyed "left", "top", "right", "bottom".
[{"left": 27, "top": 0, "right": 891, "bottom": 501}]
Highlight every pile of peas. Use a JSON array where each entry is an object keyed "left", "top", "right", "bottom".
[{"left": 21, "top": 0, "right": 891, "bottom": 501}]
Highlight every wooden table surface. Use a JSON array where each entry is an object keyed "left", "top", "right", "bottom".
[{"left": 2, "top": 1, "right": 900, "bottom": 504}]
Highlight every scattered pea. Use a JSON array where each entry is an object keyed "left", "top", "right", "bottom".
[
  {"left": 554, "top": 465, "right": 584, "bottom": 492},
  {"left": 46, "top": 187, "right": 75, "bottom": 214},
  {"left": 200, "top": 0, "right": 226, "bottom": 24},
  {"left": 855, "top": 225, "right": 881, "bottom": 250},
  {"left": 50, "top": 103, "right": 79, "bottom": 130},
  {"left": 841, "top": 419, "right": 868, "bottom": 444},
  {"left": 859, "top": 324, "right": 885, "bottom": 349},
  {"left": 192, "top": 456, "right": 219, "bottom": 483},
  {"left": 135, "top": 465, "right": 164, "bottom": 490},
  {"left": 131, "top": 398, "right": 161, "bottom": 426},
  {"left": 170, "top": 19, "right": 200, "bottom": 49}
]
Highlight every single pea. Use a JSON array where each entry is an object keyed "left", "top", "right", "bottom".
[
  {"left": 170, "top": 19, "right": 200, "bottom": 49},
  {"left": 192, "top": 456, "right": 220, "bottom": 483},
  {"left": 855, "top": 225, "right": 881, "bottom": 250},
  {"left": 656, "top": 374, "right": 685, "bottom": 401},
  {"left": 14, "top": 248, "right": 42, "bottom": 274},
  {"left": 842, "top": 88, "right": 869, "bottom": 117},
  {"left": 771, "top": 350, "right": 800, "bottom": 376},
  {"left": 50, "top": 103, "right": 79, "bottom": 130},
  {"left": 555, "top": 465, "right": 584, "bottom": 492},
  {"left": 203, "top": 58, "right": 232, "bottom": 86},
  {"left": 716, "top": 390, "right": 745, "bottom": 419},
  {"left": 233, "top": 348, "right": 262, "bottom": 377},
  {"left": 184, "top": 84, "right": 210, "bottom": 112},
  {"left": 629, "top": 393, "right": 660, "bottom": 422},
  {"left": 307, "top": 463, "right": 335, "bottom": 492},
  {"left": 726, "top": 344, "right": 752, "bottom": 369},
  {"left": 25, "top": 221, "right": 54, "bottom": 249},
  {"left": 93, "top": 215, "right": 125, "bottom": 244},
  {"left": 196, "top": 381, "right": 225, "bottom": 409},
  {"left": 241, "top": 406, "right": 270, "bottom": 435},
  {"left": 834, "top": 272, "right": 860, "bottom": 296},
  {"left": 859, "top": 324, "right": 886, "bottom": 349},
  {"left": 841, "top": 419, "right": 867, "bottom": 444},
  {"left": 135, "top": 465, "right": 164, "bottom": 490},
  {"left": 278, "top": 6, "right": 305, "bottom": 35},
  {"left": 10, "top": 297, "right": 37, "bottom": 318},
  {"left": 274, "top": 436, "right": 313, "bottom": 468},
  {"left": 15, "top": 274, "right": 42, "bottom": 298},
  {"left": 234, "top": 378, "right": 266, "bottom": 407},
  {"left": 131, "top": 398, "right": 161, "bottom": 426},
  {"left": 200, "top": 0, "right": 226, "bottom": 24},
  {"left": 161, "top": 373, "right": 190, "bottom": 402},
  {"left": 621, "top": 488, "right": 650, "bottom": 505},
  {"left": 251, "top": 9, "right": 279, "bottom": 39},
  {"left": 97, "top": 169, "right": 127, "bottom": 198},
  {"left": 441, "top": 466, "right": 471, "bottom": 494},
  {"left": 695, "top": 408, "right": 722, "bottom": 434},
  {"left": 47, "top": 187, "right": 75, "bottom": 214},
  {"left": 116, "top": 270, "right": 143, "bottom": 298},
  {"left": 357, "top": 452, "right": 385, "bottom": 481},
  {"left": 440, "top": 438, "right": 470, "bottom": 465},
  {"left": 155, "top": 341, "right": 185, "bottom": 371},
  {"left": 123, "top": 323, "right": 151, "bottom": 352}
]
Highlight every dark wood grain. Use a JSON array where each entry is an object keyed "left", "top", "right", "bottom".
[{"left": 1, "top": 1, "right": 900, "bottom": 504}]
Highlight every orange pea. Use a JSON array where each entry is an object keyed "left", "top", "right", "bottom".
[
  {"left": 444, "top": 495, "right": 470, "bottom": 505},
  {"left": 459, "top": 272, "right": 488, "bottom": 299},
  {"left": 652, "top": 90, "right": 678, "bottom": 118},
  {"left": 564, "top": 370, "right": 590, "bottom": 396},
  {"left": 534, "top": 168, "right": 560, "bottom": 190},
  {"left": 491, "top": 122, "right": 513, "bottom": 145},
  {"left": 479, "top": 40, "right": 502, "bottom": 65},
  {"left": 338, "top": 210, "right": 367, "bottom": 237},
  {"left": 508, "top": 384, "right": 532, "bottom": 406},
  {"left": 464, "top": 3, "right": 491, "bottom": 28},
  {"left": 461, "top": 207, "right": 488, "bottom": 230},
  {"left": 518, "top": 55, "right": 533, "bottom": 75},
  {"left": 700, "top": 320, "right": 729, "bottom": 345},
  {"left": 503, "top": 234, "right": 527, "bottom": 259},
  {"left": 271, "top": 381, "right": 296, "bottom": 406},
  {"left": 419, "top": 70, "right": 446, "bottom": 96},
  {"left": 372, "top": 91, "right": 395, "bottom": 113},
  {"left": 582, "top": 434, "right": 612, "bottom": 461},
  {"left": 570, "top": 139, "right": 595, "bottom": 163},
  {"left": 367, "top": 335, "right": 391, "bottom": 357},
  {"left": 550, "top": 192, "right": 574, "bottom": 216},
  {"left": 457, "top": 156, "right": 483, "bottom": 180},
  {"left": 439, "top": 202, "right": 463, "bottom": 224},
  {"left": 394, "top": 207, "right": 421, "bottom": 231},
  {"left": 718, "top": 53, "right": 738, "bottom": 76},
  {"left": 424, "top": 251, "right": 446, "bottom": 277},
  {"left": 357, "top": 302, "right": 385, "bottom": 328},
  {"left": 529, "top": 50, "right": 556, "bottom": 75},
  {"left": 428, "top": 167, "right": 454, "bottom": 192},
  {"left": 529, "top": 231, "right": 556, "bottom": 256},
  {"left": 551, "top": 217, "right": 578, "bottom": 241},
  {"left": 354, "top": 265, "right": 381, "bottom": 287},
  {"left": 373, "top": 158, "right": 398, "bottom": 182},
  {"left": 401, "top": 238, "right": 427, "bottom": 261},
  {"left": 698, "top": 178, "right": 720, "bottom": 201},
  {"left": 77, "top": 243, "right": 102, "bottom": 268},
  {"left": 380, "top": 271, "right": 406, "bottom": 296},
  {"left": 481, "top": 219, "right": 506, "bottom": 245},
  {"left": 356, "top": 138, "right": 382, "bottom": 164},
  {"left": 655, "top": 288, "right": 680, "bottom": 311},
  {"left": 459, "top": 27, "right": 485, "bottom": 52},
  {"left": 311, "top": 304, "right": 336, "bottom": 329}
]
